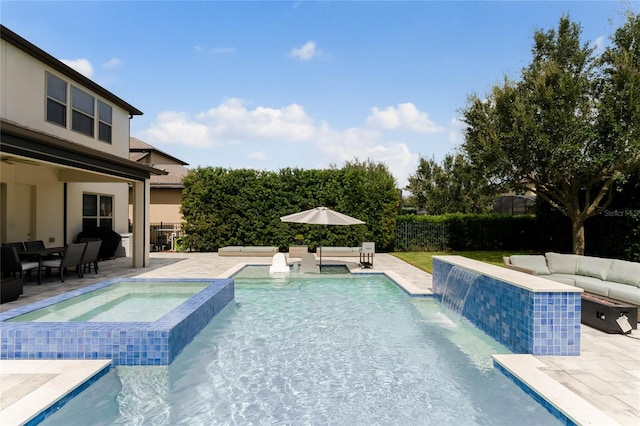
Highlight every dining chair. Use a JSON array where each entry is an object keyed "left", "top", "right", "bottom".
[
  {"left": 0, "top": 245, "right": 39, "bottom": 281},
  {"left": 81, "top": 240, "right": 102, "bottom": 274},
  {"left": 24, "top": 240, "right": 46, "bottom": 251},
  {"left": 41, "top": 242, "right": 87, "bottom": 282}
]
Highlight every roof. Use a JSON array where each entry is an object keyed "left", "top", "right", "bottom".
[
  {"left": 1, "top": 118, "right": 166, "bottom": 181},
  {"left": 150, "top": 163, "right": 190, "bottom": 188},
  {"left": 1, "top": 25, "right": 143, "bottom": 116},
  {"left": 129, "top": 137, "right": 188, "bottom": 166}
]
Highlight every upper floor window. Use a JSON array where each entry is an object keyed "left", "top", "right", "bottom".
[
  {"left": 98, "top": 100, "right": 112, "bottom": 143},
  {"left": 44, "top": 72, "right": 113, "bottom": 144},
  {"left": 71, "top": 86, "right": 95, "bottom": 137},
  {"left": 46, "top": 73, "right": 67, "bottom": 127}
]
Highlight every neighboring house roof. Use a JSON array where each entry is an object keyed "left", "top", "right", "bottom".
[
  {"left": 130, "top": 137, "right": 188, "bottom": 166},
  {"left": 129, "top": 137, "right": 190, "bottom": 188},
  {"left": 1, "top": 25, "right": 143, "bottom": 116},
  {"left": 151, "top": 164, "right": 190, "bottom": 189}
]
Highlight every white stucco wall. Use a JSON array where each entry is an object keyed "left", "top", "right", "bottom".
[
  {"left": 0, "top": 40, "right": 131, "bottom": 158},
  {"left": 0, "top": 162, "right": 64, "bottom": 246},
  {"left": 66, "top": 182, "right": 130, "bottom": 242}
]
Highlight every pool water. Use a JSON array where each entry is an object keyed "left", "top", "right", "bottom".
[
  {"left": 7, "top": 281, "right": 210, "bottom": 322},
  {"left": 42, "top": 273, "right": 560, "bottom": 425}
]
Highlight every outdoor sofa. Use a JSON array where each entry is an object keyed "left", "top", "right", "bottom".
[
  {"left": 504, "top": 252, "right": 640, "bottom": 306},
  {"left": 315, "top": 247, "right": 361, "bottom": 257},
  {"left": 218, "top": 246, "right": 278, "bottom": 257}
]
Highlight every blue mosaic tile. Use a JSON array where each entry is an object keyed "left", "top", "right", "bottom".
[
  {"left": 432, "top": 258, "right": 581, "bottom": 356},
  {"left": 0, "top": 278, "right": 234, "bottom": 365}
]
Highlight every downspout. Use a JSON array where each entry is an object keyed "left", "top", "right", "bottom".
[
  {"left": 63, "top": 182, "right": 68, "bottom": 245},
  {"left": 143, "top": 179, "right": 147, "bottom": 267}
]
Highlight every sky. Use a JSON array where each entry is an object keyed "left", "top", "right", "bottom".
[{"left": 2, "top": 1, "right": 635, "bottom": 187}]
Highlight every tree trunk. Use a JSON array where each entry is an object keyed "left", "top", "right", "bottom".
[{"left": 571, "top": 218, "right": 586, "bottom": 255}]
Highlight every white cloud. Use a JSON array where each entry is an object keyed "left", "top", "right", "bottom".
[
  {"left": 196, "top": 98, "right": 316, "bottom": 141},
  {"left": 61, "top": 58, "right": 94, "bottom": 78},
  {"left": 136, "top": 99, "right": 433, "bottom": 187},
  {"left": 291, "top": 41, "right": 319, "bottom": 60},
  {"left": 249, "top": 151, "right": 268, "bottom": 161},
  {"left": 137, "top": 111, "right": 212, "bottom": 147},
  {"left": 366, "top": 102, "right": 444, "bottom": 133},
  {"left": 314, "top": 123, "right": 418, "bottom": 187},
  {"left": 591, "top": 36, "right": 606, "bottom": 54},
  {"left": 448, "top": 117, "right": 466, "bottom": 145},
  {"left": 103, "top": 57, "right": 122, "bottom": 69}
]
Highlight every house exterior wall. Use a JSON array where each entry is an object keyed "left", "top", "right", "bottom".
[
  {"left": 0, "top": 40, "right": 131, "bottom": 158},
  {"left": 67, "top": 182, "right": 131, "bottom": 242},
  {"left": 128, "top": 189, "right": 183, "bottom": 223},
  {"left": 1, "top": 33, "right": 146, "bottom": 262},
  {"left": 0, "top": 162, "right": 64, "bottom": 245}
]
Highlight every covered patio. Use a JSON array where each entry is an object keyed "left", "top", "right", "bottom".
[{"left": 1, "top": 118, "right": 166, "bottom": 268}]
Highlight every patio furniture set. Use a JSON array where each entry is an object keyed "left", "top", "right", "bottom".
[{"left": 0, "top": 240, "right": 103, "bottom": 303}]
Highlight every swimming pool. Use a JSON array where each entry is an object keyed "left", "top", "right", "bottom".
[
  {"left": 7, "top": 281, "right": 211, "bottom": 322},
  {"left": 41, "top": 271, "right": 561, "bottom": 425},
  {"left": 0, "top": 278, "right": 234, "bottom": 365}
]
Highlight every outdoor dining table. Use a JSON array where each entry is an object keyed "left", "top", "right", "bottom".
[{"left": 20, "top": 246, "right": 66, "bottom": 284}]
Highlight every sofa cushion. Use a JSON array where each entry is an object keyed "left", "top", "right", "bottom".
[
  {"left": 573, "top": 276, "right": 610, "bottom": 297},
  {"left": 606, "top": 282, "right": 640, "bottom": 306},
  {"left": 576, "top": 256, "right": 613, "bottom": 281},
  {"left": 606, "top": 260, "right": 640, "bottom": 287},
  {"left": 544, "top": 274, "right": 576, "bottom": 286},
  {"left": 545, "top": 252, "right": 580, "bottom": 274},
  {"left": 510, "top": 255, "right": 550, "bottom": 275}
]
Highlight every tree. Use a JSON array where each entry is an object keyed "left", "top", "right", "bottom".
[
  {"left": 406, "top": 153, "right": 497, "bottom": 215},
  {"left": 461, "top": 14, "right": 640, "bottom": 254}
]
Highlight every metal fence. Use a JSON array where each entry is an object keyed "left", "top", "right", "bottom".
[
  {"left": 150, "top": 222, "right": 183, "bottom": 252},
  {"left": 395, "top": 221, "right": 449, "bottom": 252}
]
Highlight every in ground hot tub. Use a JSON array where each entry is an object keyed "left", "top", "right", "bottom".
[{"left": 0, "top": 278, "right": 234, "bottom": 365}]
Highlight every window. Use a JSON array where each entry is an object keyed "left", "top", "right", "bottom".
[
  {"left": 71, "top": 86, "right": 95, "bottom": 137},
  {"left": 98, "top": 100, "right": 112, "bottom": 143},
  {"left": 83, "top": 193, "right": 113, "bottom": 230},
  {"left": 46, "top": 73, "right": 67, "bottom": 126}
]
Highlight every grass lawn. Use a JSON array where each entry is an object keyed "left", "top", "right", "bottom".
[{"left": 391, "top": 251, "right": 531, "bottom": 274}]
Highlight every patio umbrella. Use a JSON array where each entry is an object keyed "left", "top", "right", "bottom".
[{"left": 280, "top": 206, "right": 365, "bottom": 267}]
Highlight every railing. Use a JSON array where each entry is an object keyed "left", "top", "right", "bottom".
[
  {"left": 150, "top": 222, "right": 183, "bottom": 252},
  {"left": 395, "top": 222, "right": 449, "bottom": 252}
]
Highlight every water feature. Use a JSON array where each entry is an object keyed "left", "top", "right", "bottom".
[
  {"left": 41, "top": 271, "right": 561, "bottom": 425},
  {"left": 440, "top": 265, "right": 479, "bottom": 314}
]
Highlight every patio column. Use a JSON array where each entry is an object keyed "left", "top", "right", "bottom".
[{"left": 131, "top": 179, "right": 150, "bottom": 267}]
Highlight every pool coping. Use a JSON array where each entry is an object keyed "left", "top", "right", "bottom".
[
  {"left": 0, "top": 359, "right": 111, "bottom": 425},
  {"left": 493, "top": 354, "right": 617, "bottom": 425}
]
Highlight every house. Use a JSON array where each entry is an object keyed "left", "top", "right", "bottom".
[
  {"left": 129, "top": 137, "right": 190, "bottom": 250},
  {"left": 0, "top": 25, "right": 165, "bottom": 267},
  {"left": 129, "top": 137, "right": 189, "bottom": 224}
]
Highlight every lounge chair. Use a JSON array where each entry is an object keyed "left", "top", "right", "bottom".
[
  {"left": 300, "top": 253, "right": 320, "bottom": 274},
  {"left": 41, "top": 242, "right": 87, "bottom": 282},
  {"left": 269, "top": 253, "right": 290, "bottom": 274}
]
